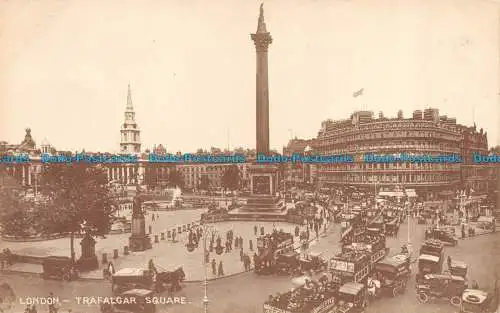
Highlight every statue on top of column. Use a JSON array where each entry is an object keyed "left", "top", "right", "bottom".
[{"left": 257, "top": 3, "right": 267, "bottom": 33}]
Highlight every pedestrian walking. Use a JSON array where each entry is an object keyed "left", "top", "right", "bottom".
[
  {"left": 254, "top": 225, "right": 258, "bottom": 236},
  {"left": 447, "top": 256, "right": 452, "bottom": 270},
  {"left": 235, "top": 237, "right": 239, "bottom": 249},
  {"left": 260, "top": 226, "right": 265, "bottom": 236},
  {"left": 3, "top": 249, "right": 12, "bottom": 266},
  {"left": 239, "top": 236, "right": 243, "bottom": 248},
  {"left": 218, "top": 261, "right": 224, "bottom": 276},
  {"left": 249, "top": 239, "right": 253, "bottom": 251},
  {"left": 472, "top": 280, "right": 479, "bottom": 289},
  {"left": 156, "top": 213, "right": 159, "bottom": 219},
  {"left": 152, "top": 214, "right": 155, "bottom": 222},
  {"left": 0, "top": 250, "right": 4, "bottom": 269},
  {"left": 240, "top": 248, "right": 244, "bottom": 261},
  {"left": 204, "top": 250, "right": 210, "bottom": 264},
  {"left": 211, "top": 259, "right": 216, "bottom": 276},
  {"left": 245, "top": 254, "right": 251, "bottom": 271}
]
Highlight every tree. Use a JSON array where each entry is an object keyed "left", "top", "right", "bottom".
[
  {"left": 221, "top": 165, "right": 241, "bottom": 191},
  {"left": 198, "top": 175, "right": 210, "bottom": 191},
  {"left": 38, "top": 164, "right": 117, "bottom": 262},
  {"left": 0, "top": 187, "right": 35, "bottom": 237},
  {"left": 167, "top": 168, "right": 184, "bottom": 189},
  {"left": 0, "top": 166, "right": 37, "bottom": 236}
]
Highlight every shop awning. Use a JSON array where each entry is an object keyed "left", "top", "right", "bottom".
[
  {"left": 405, "top": 189, "right": 417, "bottom": 198},
  {"left": 379, "top": 191, "right": 404, "bottom": 197}
]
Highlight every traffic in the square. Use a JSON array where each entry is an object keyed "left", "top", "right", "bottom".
[{"left": 1, "top": 185, "right": 499, "bottom": 313}]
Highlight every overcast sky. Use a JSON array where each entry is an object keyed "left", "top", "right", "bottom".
[{"left": 1, "top": 0, "right": 499, "bottom": 153}]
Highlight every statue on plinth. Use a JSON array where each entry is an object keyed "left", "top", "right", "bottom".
[
  {"left": 129, "top": 185, "right": 152, "bottom": 252},
  {"left": 132, "top": 190, "right": 143, "bottom": 217},
  {"left": 78, "top": 231, "right": 98, "bottom": 271}
]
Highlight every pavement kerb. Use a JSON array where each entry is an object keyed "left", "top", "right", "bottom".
[
  {"left": 1, "top": 223, "right": 328, "bottom": 283},
  {"left": 5, "top": 229, "right": 495, "bottom": 282}
]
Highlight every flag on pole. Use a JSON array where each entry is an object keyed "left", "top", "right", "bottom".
[{"left": 353, "top": 88, "right": 364, "bottom": 98}]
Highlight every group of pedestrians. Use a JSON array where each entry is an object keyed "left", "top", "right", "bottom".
[{"left": 211, "top": 258, "right": 225, "bottom": 276}]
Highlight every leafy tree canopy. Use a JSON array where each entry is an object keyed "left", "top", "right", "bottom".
[
  {"left": 221, "top": 165, "right": 241, "bottom": 191},
  {"left": 38, "top": 164, "right": 118, "bottom": 236}
]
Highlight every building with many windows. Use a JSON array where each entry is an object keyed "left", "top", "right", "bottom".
[
  {"left": 282, "top": 138, "right": 315, "bottom": 186},
  {"left": 177, "top": 163, "right": 249, "bottom": 191},
  {"left": 313, "top": 108, "right": 490, "bottom": 200}
]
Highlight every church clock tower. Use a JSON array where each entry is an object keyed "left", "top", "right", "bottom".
[{"left": 120, "top": 84, "right": 141, "bottom": 154}]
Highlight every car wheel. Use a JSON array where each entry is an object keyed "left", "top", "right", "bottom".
[
  {"left": 392, "top": 286, "right": 400, "bottom": 297},
  {"left": 417, "top": 292, "right": 429, "bottom": 304},
  {"left": 62, "top": 273, "right": 71, "bottom": 281},
  {"left": 450, "top": 296, "right": 461, "bottom": 306}
]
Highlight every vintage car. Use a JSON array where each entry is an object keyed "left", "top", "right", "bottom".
[
  {"left": 300, "top": 252, "right": 328, "bottom": 272},
  {"left": 425, "top": 228, "right": 458, "bottom": 246},
  {"left": 460, "top": 289, "right": 496, "bottom": 313},
  {"left": 328, "top": 282, "right": 367, "bottom": 313},
  {"left": 41, "top": 256, "right": 79, "bottom": 281},
  {"left": 100, "top": 289, "right": 155, "bottom": 313},
  {"left": 371, "top": 256, "right": 410, "bottom": 297},
  {"left": 416, "top": 273, "right": 468, "bottom": 306},
  {"left": 275, "top": 251, "right": 301, "bottom": 275},
  {"left": 476, "top": 216, "right": 496, "bottom": 232},
  {"left": 367, "top": 216, "right": 385, "bottom": 233},
  {"left": 384, "top": 218, "right": 399, "bottom": 236},
  {"left": 449, "top": 260, "right": 468, "bottom": 278},
  {"left": 416, "top": 254, "right": 442, "bottom": 283},
  {"left": 111, "top": 268, "right": 154, "bottom": 294}
]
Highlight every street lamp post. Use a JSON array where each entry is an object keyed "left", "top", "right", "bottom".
[{"left": 200, "top": 223, "right": 217, "bottom": 313}]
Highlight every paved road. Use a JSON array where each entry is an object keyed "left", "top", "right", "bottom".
[{"left": 3, "top": 219, "right": 499, "bottom": 313}]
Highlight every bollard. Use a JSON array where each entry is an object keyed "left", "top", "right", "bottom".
[
  {"left": 167, "top": 230, "right": 171, "bottom": 239},
  {"left": 155, "top": 235, "right": 159, "bottom": 243},
  {"left": 161, "top": 232, "right": 165, "bottom": 240},
  {"left": 124, "top": 246, "right": 129, "bottom": 255},
  {"left": 149, "top": 225, "right": 152, "bottom": 234},
  {"left": 102, "top": 253, "right": 108, "bottom": 264},
  {"left": 113, "top": 249, "right": 119, "bottom": 259}
]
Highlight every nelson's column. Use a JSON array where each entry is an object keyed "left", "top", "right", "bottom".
[
  {"left": 229, "top": 4, "right": 286, "bottom": 219},
  {"left": 252, "top": 3, "right": 272, "bottom": 154}
]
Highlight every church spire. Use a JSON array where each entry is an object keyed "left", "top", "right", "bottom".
[
  {"left": 126, "top": 83, "right": 133, "bottom": 111},
  {"left": 257, "top": 3, "right": 267, "bottom": 33}
]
